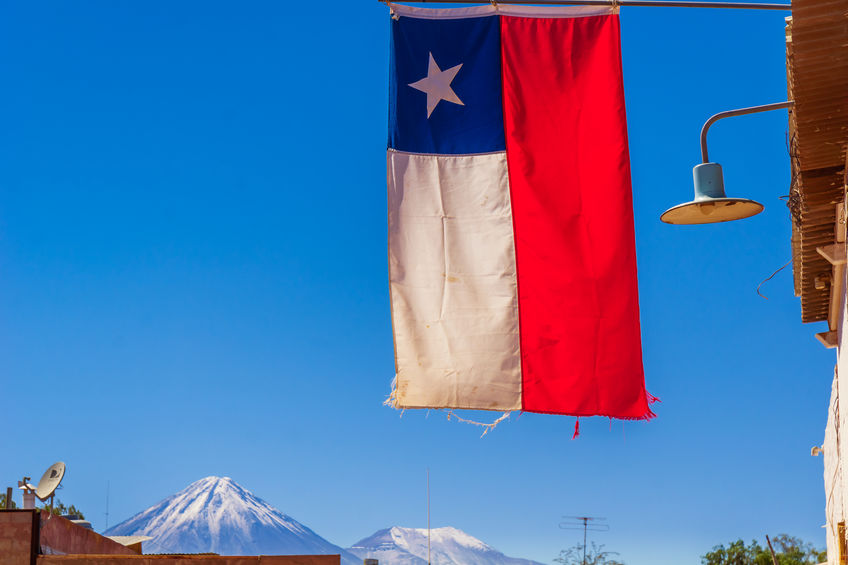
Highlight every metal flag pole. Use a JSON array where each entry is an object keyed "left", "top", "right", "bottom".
[{"left": 382, "top": 0, "right": 790, "bottom": 10}]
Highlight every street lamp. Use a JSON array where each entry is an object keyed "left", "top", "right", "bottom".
[{"left": 660, "top": 100, "right": 794, "bottom": 225}]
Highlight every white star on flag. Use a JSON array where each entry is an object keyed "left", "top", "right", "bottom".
[{"left": 408, "top": 52, "right": 464, "bottom": 118}]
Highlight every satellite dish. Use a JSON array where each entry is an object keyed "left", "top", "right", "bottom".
[{"left": 36, "top": 462, "right": 65, "bottom": 501}]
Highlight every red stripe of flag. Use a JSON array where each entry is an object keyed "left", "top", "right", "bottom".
[{"left": 500, "top": 14, "right": 653, "bottom": 419}]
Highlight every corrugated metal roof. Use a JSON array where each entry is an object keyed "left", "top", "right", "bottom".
[
  {"left": 787, "top": 0, "right": 848, "bottom": 323},
  {"left": 107, "top": 535, "right": 153, "bottom": 546}
]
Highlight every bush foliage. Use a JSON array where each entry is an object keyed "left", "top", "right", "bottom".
[{"left": 701, "top": 534, "right": 825, "bottom": 565}]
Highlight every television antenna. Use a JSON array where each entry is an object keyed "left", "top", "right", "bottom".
[
  {"left": 426, "top": 468, "right": 431, "bottom": 565},
  {"left": 36, "top": 462, "right": 65, "bottom": 512},
  {"left": 559, "top": 516, "right": 609, "bottom": 565},
  {"left": 105, "top": 480, "right": 110, "bottom": 530}
]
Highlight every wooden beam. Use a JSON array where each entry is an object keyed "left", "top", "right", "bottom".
[
  {"left": 815, "top": 244, "right": 846, "bottom": 330},
  {"left": 817, "top": 243, "right": 846, "bottom": 265},
  {"left": 816, "top": 330, "right": 838, "bottom": 348},
  {"left": 830, "top": 263, "right": 845, "bottom": 331}
]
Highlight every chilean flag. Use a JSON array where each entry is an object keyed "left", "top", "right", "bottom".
[{"left": 386, "top": 3, "right": 655, "bottom": 421}]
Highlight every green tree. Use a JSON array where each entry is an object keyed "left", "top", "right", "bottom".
[
  {"left": 555, "top": 542, "right": 625, "bottom": 565},
  {"left": 0, "top": 492, "right": 17, "bottom": 509},
  {"left": 49, "top": 500, "right": 85, "bottom": 519},
  {"left": 701, "top": 535, "right": 825, "bottom": 565},
  {"left": 769, "top": 534, "right": 826, "bottom": 565}
]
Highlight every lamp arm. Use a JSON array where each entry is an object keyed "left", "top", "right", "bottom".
[{"left": 699, "top": 100, "right": 794, "bottom": 163}]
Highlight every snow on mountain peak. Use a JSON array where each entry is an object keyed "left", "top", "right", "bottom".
[
  {"left": 349, "top": 526, "right": 545, "bottom": 565},
  {"left": 388, "top": 526, "right": 490, "bottom": 551},
  {"left": 104, "top": 476, "right": 358, "bottom": 563}
]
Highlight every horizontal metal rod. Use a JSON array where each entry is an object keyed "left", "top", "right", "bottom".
[
  {"left": 700, "top": 100, "right": 794, "bottom": 162},
  {"left": 386, "top": 0, "right": 790, "bottom": 10}
]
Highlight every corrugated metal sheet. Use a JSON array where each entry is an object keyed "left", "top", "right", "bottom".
[{"left": 787, "top": 0, "right": 848, "bottom": 323}]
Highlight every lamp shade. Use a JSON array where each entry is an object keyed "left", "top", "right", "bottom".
[{"left": 660, "top": 163, "right": 764, "bottom": 225}]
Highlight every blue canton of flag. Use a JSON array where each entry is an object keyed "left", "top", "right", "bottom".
[{"left": 389, "top": 14, "right": 505, "bottom": 154}]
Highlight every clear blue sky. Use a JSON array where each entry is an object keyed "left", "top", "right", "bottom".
[{"left": 0, "top": 2, "right": 826, "bottom": 565}]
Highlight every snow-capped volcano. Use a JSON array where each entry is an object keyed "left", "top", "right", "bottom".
[
  {"left": 348, "top": 526, "right": 546, "bottom": 565},
  {"left": 105, "top": 476, "right": 358, "bottom": 563}
]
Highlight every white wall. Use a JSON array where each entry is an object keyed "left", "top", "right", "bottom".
[
  {"left": 823, "top": 368, "right": 841, "bottom": 563},
  {"left": 826, "top": 268, "right": 848, "bottom": 564}
]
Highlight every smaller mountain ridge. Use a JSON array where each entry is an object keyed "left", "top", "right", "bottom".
[
  {"left": 105, "top": 476, "right": 358, "bottom": 564},
  {"left": 348, "top": 526, "right": 546, "bottom": 565}
]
